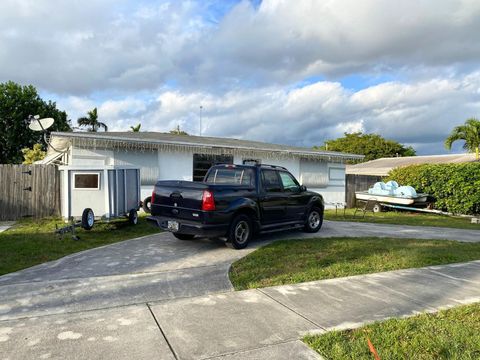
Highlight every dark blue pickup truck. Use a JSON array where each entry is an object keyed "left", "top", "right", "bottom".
[{"left": 147, "top": 163, "right": 324, "bottom": 249}]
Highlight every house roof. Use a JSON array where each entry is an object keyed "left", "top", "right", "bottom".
[
  {"left": 49, "top": 131, "right": 364, "bottom": 162},
  {"left": 346, "top": 153, "right": 478, "bottom": 176}
]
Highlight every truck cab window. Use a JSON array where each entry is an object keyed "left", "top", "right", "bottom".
[
  {"left": 261, "top": 170, "right": 282, "bottom": 192},
  {"left": 279, "top": 171, "right": 299, "bottom": 192},
  {"left": 205, "top": 168, "right": 254, "bottom": 186}
]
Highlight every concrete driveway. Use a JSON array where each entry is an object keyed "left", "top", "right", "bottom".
[{"left": 0, "top": 220, "right": 479, "bottom": 359}]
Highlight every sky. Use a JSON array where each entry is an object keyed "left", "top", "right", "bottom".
[{"left": 1, "top": 0, "right": 480, "bottom": 155}]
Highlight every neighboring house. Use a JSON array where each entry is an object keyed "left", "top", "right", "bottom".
[
  {"left": 345, "top": 154, "right": 477, "bottom": 207},
  {"left": 40, "top": 132, "right": 363, "bottom": 208}
]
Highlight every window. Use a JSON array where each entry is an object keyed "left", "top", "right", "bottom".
[
  {"left": 279, "top": 171, "right": 299, "bottom": 191},
  {"left": 193, "top": 154, "right": 234, "bottom": 182},
  {"left": 205, "top": 168, "right": 254, "bottom": 186},
  {"left": 299, "top": 158, "right": 328, "bottom": 188},
  {"left": 261, "top": 170, "right": 282, "bottom": 192},
  {"left": 74, "top": 173, "right": 99, "bottom": 189},
  {"left": 329, "top": 167, "right": 344, "bottom": 181}
]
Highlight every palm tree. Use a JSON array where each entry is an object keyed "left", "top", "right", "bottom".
[
  {"left": 130, "top": 123, "right": 141, "bottom": 132},
  {"left": 445, "top": 118, "right": 480, "bottom": 160},
  {"left": 169, "top": 125, "right": 189, "bottom": 135},
  {"left": 77, "top": 108, "right": 108, "bottom": 132}
]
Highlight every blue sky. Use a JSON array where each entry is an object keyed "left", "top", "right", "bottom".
[{"left": 2, "top": 0, "right": 480, "bottom": 155}]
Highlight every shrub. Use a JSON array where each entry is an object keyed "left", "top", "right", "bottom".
[{"left": 386, "top": 163, "right": 480, "bottom": 215}]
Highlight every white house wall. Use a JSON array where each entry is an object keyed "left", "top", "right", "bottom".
[
  {"left": 67, "top": 145, "right": 346, "bottom": 208},
  {"left": 233, "top": 154, "right": 300, "bottom": 179},
  {"left": 316, "top": 162, "right": 346, "bottom": 206},
  {"left": 158, "top": 150, "right": 193, "bottom": 181},
  {"left": 71, "top": 147, "right": 114, "bottom": 166},
  {"left": 114, "top": 149, "right": 160, "bottom": 185},
  {"left": 232, "top": 154, "right": 345, "bottom": 207}
]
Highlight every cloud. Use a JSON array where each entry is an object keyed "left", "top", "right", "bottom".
[
  {"left": 2, "top": 0, "right": 480, "bottom": 155},
  {"left": 2, "top": 0, "right": 480, "bottom": 94},
  {"left": 0, "top": 0, "right": 207, "bottom": 94},
  {"left": 75, "top": 73, "right": 479, "bottom": 154}
]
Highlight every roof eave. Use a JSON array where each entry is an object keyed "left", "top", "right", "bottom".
[{"left": 51, "top": 132, "right": 364, "bottom": 161}]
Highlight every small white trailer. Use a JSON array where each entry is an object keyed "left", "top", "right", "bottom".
[{"left": 58, "top": 165, "right": 141, "bottom": 229}]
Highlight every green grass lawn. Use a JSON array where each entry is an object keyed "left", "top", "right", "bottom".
[
  {"left": 0, "top": 215, "right": 160, "bottom": 276},
  {"left": 304, "top": 302, "right": 480, "bottom": 360},
  {"left": 229, "top": 237, "right": 480, "bottom": 290},
  {"left": 325, "top": 208, "right": 480, "bottom": 230}
]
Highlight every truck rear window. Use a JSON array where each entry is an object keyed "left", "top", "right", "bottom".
[{"left": 205, "top": 168, "right": 254, "bottom": 186}]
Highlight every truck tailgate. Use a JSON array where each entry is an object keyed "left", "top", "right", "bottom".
[{"left": 151, "top": 181, "right": 208, "bottom": 221}]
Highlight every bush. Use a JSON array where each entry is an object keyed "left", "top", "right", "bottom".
[{"left": 386, "top": 163, "right": 480, "bottom": 215}]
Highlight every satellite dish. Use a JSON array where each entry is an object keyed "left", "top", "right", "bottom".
[{"left": 28, "top": 116, "right": 54, "bottom": 132}]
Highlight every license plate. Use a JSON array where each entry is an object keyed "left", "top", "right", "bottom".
[{"left": 167, "top": 220, "right": 179, "bottom": 232}]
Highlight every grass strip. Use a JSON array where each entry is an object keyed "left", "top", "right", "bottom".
[
  {"left": 229, "top": 237, "right": 480, "bottom": 290},
  {"left": 304, "top": 302, "right": 480, "bottom": 360},
  {"left": 0, "top": 215, "right": 160, "bottom": 276},
  {"left": 325, "top": 209, "right": 479, "bottom": 230}
]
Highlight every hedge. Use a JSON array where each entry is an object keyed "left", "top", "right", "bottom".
[{"left": 386, "top": 163, "right": 480, "bottom": 215}]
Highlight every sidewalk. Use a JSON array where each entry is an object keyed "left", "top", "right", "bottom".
[
  {"left": 149, "top": 260, "right": 480, "bottom": 359},
  {"left": 1, "top": 248, "right": 479, "bottom": 359}
]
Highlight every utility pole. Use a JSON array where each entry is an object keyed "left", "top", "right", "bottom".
[{"left": 199, "top": 105, "right": 203, "bottom": 136}]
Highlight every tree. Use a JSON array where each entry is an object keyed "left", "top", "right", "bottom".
[
  {"left": 444, "top": 118, "right": 480, "bottom": 160},
  {"left": 21, "top": 143, "right": 46, "bottom": 164},
  {"left": 130, "top": 123, "right": 141, "bottom": 132},
  {"left": 77, "top": 108, "right": 108, "bottom": 132},
  {"left": 0, "top": 81, "right": 72, "bottom": 164},
  {"left": 315, "top": 132, "right": 416, "bottom": 162},
  {"left": 169, "top": 125, "right": 189, "bottom": 135}
]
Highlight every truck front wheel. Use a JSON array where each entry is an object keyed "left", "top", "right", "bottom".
[
  {"left": 227, "top": 214, "right": 253, "bottom": 249},
  {"left": 304, "top": 207, "right": 323, "bottom": 233}
]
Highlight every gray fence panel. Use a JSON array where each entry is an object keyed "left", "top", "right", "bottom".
[
  {"left": 345, "top": 174, "right": 382, "bottom": 208},
  {"left": 0, "top": 164, "right": 60, "bottom": 220}
]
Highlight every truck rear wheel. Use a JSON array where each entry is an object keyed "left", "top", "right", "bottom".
[
  {"left": 142, "top": 197, "right": 152, "bottom": 213},
  {"left": 227, "top": 214, "right": 252, "bottom": 249},
  {"left": 304, "top": 207, "right": 323, "bottom": 233}
]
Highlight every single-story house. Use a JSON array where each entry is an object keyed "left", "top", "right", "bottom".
[
  {"left": 345, "top": 153, "right": 478, "bottom": 207},
  {"left": 41, "top": 132, "right": 363, "bottom": 209}
]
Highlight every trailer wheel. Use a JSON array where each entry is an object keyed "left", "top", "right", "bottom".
[
  {"left": 128, "top": 209, "right": 138, "bottom": 225},
  {"left": 372, "top": 203, "right": 382, "bottom": 213},
  {"left": 142, "top": 196, "right": 152, "bottom": 213},
  {"left": 81, "top": 208, "right": 95, "bottom": 230}
]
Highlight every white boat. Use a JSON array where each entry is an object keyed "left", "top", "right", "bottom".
[
  {"left": 355, "top": 181, "right": 432, "bottom": 206},
  {"left": 355, "top": 191, "right": 429, "bottom": 205}
]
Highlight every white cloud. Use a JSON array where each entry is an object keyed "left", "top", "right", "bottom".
[
  {"left": 70, "top": 73, "right": 480, "bottom": 154},
  {"left": 2, "top": 0, "right": 480, "bottom": 94},
  {"left": 2, "top": 0, "right": 480, "bottom": 154}
]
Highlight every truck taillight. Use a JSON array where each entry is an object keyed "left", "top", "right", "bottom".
[
  {"left": 201, "top": 190, "right": 215, "bottom": 211},
  {"left": 151, "top": 190, "right": 155, "bottom": 204}
]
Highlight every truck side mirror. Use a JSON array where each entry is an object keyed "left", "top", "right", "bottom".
[{"left": 300, "top": 185, "right": 307, "bottom": 192}]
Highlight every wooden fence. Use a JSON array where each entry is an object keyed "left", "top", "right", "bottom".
[
  {"left": 0, "top": 164, "right": 61, "bottom": 220},
  {"left": 345, "top": 174, "right": 383, "bottom": 208}
]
